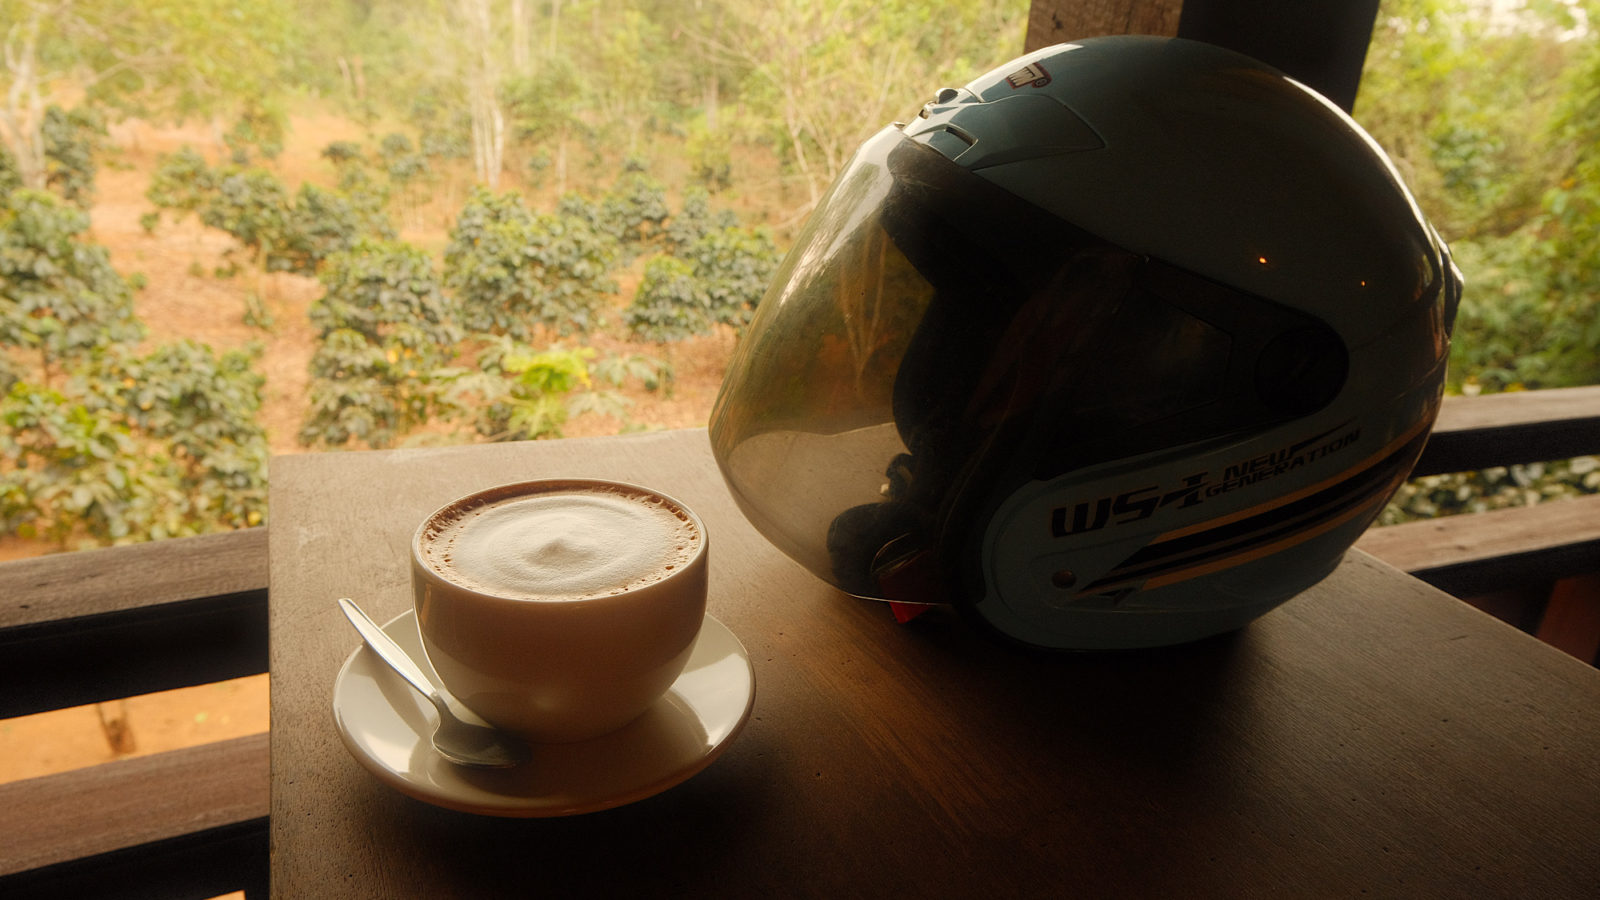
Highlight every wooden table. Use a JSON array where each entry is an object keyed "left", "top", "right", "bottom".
[{"left": 269, "top": 428, "right": 1600, "bottom": 898}]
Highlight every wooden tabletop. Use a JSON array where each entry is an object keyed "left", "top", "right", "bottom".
[{"left": 269, "top": 428, "right": 1600, "bottom": 898}]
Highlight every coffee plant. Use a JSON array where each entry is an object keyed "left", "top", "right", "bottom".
[
  {"left": 445, "top": 187, "right": 618, "bottom": 339},
  {"left": 599, "top": 172, "right": 670, "bottom": 250},
  {"left": 147, "top": 148, "right": 392, "bottom": 275},
  {"left": 1382, "top": 456, "right": 1600, "bottom": 525},
  {"left": 626, "top": 256, "right": 702, "bottom": 341},
  {"left": 0, "top": 189, "right": 143, "bottom": 383},
  {"left": 0, "top": 381, "right": 163, "bottom": 545},
  {"left": 377, "top": 131, "right": 431, "bottom": 218},
  {"left": 0, "top": 143, "right": 20, "bottom": 197},
  {"left": 1, "top": 179, "right": 272, "bottom": 544},
  {"left": 318, "top": 144, "right": 397, "bottom": 238},
  {"left": 198, "top": 168, "right": 293, "bottom": 267},
  {"left": 111, "top": 341, "right": 270, "bottom": 532},
  {"left": 333, "top": 165, "right": 395, "bottom": 237},
  {"left": 405, "top": 86, "right": 475, "bottom": 162},
  {"left": 552, "top": 173, "right": 672, "bottom": 260},
  {"left": 442, "top": 338, "right": 672, "bottom": 442},
  {"left": 321, "top": 141, "right": 365, "bottom": 165},
  {"left": 686, "top": 124, "right": 733, "bottom": 192},
  {"left": 41, "top": 105, "right": 106, "bottom": 209},
  {"left": 146, "top": 146, "right": 217, "bottom": 219},
  {"left": 682, "top": 225, "right": 780, "bottom": 332},
  {"left": 275, "top": 182, "right": 393, "bottom": 275},
  {"left": 665, "top": 188, "right": 739, "bottom": 253},
  {"left": 300, "top": 239, "right": 461, "bottom": 448},
  {"left": 0, "top": 339, "right": 270, "bottom": 546},
  {"left": 626, "top": 223, "right": 780, "bottom": 341}
]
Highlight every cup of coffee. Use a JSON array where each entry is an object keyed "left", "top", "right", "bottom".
[{"left": 411, "top": 479, "right": 708, "bottom": 744}]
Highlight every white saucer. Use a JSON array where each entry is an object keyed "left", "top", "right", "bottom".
[{"left": 332, "top": 609, "right": 755, "bottom": 817}]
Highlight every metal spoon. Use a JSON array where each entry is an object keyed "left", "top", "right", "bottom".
[{"left": 338, "top": 598, "right": 530, "bottom": 769}]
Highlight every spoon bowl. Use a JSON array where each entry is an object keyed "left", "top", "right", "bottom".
[{"left": 338, "top": 598, "right": 530, "bottom": 769}]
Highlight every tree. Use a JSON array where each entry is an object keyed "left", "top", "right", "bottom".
[
  {"left": 1530, "top": 24, "right": 1600, "bottom": 389},
  {"left": 1358, "top": 0, "right": 1600, "bottom": 524},
  {"left": 1, "top": 0, "right": 296, "bottom": 191},
  {"left": 456, "top": 0, "right": 506, "bottom": 188},
  {"left": 1358, "top": 0, "right": 1600, "bottom": 393},
  {"left": 704, "top": 0, "right": 1028, "bottom": 212}
]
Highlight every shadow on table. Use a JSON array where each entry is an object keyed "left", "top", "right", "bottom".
[{"left": 372, "top": 595, "right": 1277, "bottom": 895}]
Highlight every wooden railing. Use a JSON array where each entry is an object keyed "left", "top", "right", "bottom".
[
  {"left": 1355, "top": 385, "right": 1600, "bottom": 662},
  {"left": 0, "top": 386, "right": 1597, "bottom": 897},
  {"left": 0, "top": 528, "right": 271, "bottom": 899}
]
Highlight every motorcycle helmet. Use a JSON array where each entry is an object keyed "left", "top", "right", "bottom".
[{"left": 708, "top": 36, "right": 1461, "bottom": 650}]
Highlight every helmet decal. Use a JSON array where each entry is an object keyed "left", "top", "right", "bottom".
[{"left": 1081, "top": 415, "right": 1436, "bottom": 595}]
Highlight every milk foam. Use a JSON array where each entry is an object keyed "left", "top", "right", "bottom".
[{"left": 425, "top": 486, "right": 700, "bottom": 601}]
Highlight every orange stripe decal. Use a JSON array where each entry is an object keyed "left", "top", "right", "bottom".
[{"left": 1153, "top": 415, "right": 1434, "bottom": 545}]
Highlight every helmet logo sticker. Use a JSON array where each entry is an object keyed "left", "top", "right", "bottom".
[
  {"left": 1050, "top": 421, "right": 1360, "bottom": 539},
  {"left": 1080, "top": 421, "right": 1433, "bottom": 596},
  {"left": 1005, "top": 61, "right": 1051, "bottom": 89}
]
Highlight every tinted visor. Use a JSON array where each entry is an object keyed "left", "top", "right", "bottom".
[{"left": 709, "top": 127, "right": 1346, "bottom": 604}]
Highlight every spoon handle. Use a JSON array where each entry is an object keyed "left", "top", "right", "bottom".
[{"left": 338, "top": 598, "right": 449, "bottom": 708}]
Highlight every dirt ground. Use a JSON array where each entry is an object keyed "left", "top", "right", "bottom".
[{"left": 0, "top": 111, "right": 745, "bottom": 785}]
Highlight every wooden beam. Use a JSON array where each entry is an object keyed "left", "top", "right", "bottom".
[
  {"left": 1356, "top": 494, "right": 1600, "bottom": 599},
  {"left": 0, "top": 733, "right": 268, "bottom": 885},
  {"left": 0, "top": 527, "right": 270, "bottom": 717},
  {"left": 0, "top": 590, "right": 269, "bottom": 718},
  {"left": 1176, "top": 0, "right": 1380, "bottom": 111},
  {"left": 0, "top": 526, "right": 266, "bottom": 630},
  {"left": 1026, "top": 0, "right": 1182, "bottom": 51},
  {"left": 1417, "top": 385, "right": 1600, "bottom": 476},
  {"left": 1024, "top": 1, "right": 1379, "bottom": 111}
]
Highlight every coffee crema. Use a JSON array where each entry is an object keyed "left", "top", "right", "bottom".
[{"left": 423, "top": 484, "right": 701, "bottom": 601}]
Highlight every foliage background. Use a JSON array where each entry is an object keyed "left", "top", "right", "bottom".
[
  {"left": 1358, "top": 0, "right": 1600, "bottom": 521},
  {"left": 1, "top": 0, "right": 1596, "bottom": 547}
]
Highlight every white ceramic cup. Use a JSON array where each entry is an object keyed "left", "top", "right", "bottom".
[{"left": 411, "top": 479, "right": 708, "bottom": 744}]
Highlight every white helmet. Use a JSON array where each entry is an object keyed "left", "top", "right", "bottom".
[{"left": 710, "top": 37, "right": 1461, "bottom": 650}]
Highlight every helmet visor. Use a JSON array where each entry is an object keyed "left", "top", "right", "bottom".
[
  {"left": 710, "top": 127, "right": 935, "bottom": 594},
  {"left": 710, "top": 126, "right": 1346, "bottom": 604}
]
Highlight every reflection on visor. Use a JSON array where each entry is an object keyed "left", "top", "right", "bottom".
[{"left": 710, "top": 127, "right": 1350, "bottom": 607}]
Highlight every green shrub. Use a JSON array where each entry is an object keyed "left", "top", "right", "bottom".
[
  {"left": 41, "top": 105, "right": 106, "bottom": 209},
  {"left": 147, "top": 146, "right": 217, "bottom": 215},
  {"left": 0, "top": 189, "right": 143, "bottom": 381},
  {"left": 665, "top": 188, "right": 738, "bottom": 253},
  {"left": 627, "top": 255, "right": 704, "bottom": 341},
  {"left": 301, "top": 240, "right": 461, "bottom": 449},
  {"left": 0, "top": 340, "right": 270, "bottom": 546},
  {"left": 445, "top": 188, "right": 618, "bottom": 338},
  {"left": 627, "top": 224, "right": 779, "bottom": 341}
]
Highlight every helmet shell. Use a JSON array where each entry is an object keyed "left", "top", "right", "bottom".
[
  {"left": 710, "top": 37, "right": 1459, "bottom": 650},
  {"left": 907, "top": 36, "right": 1448, "bottom": 350}
]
